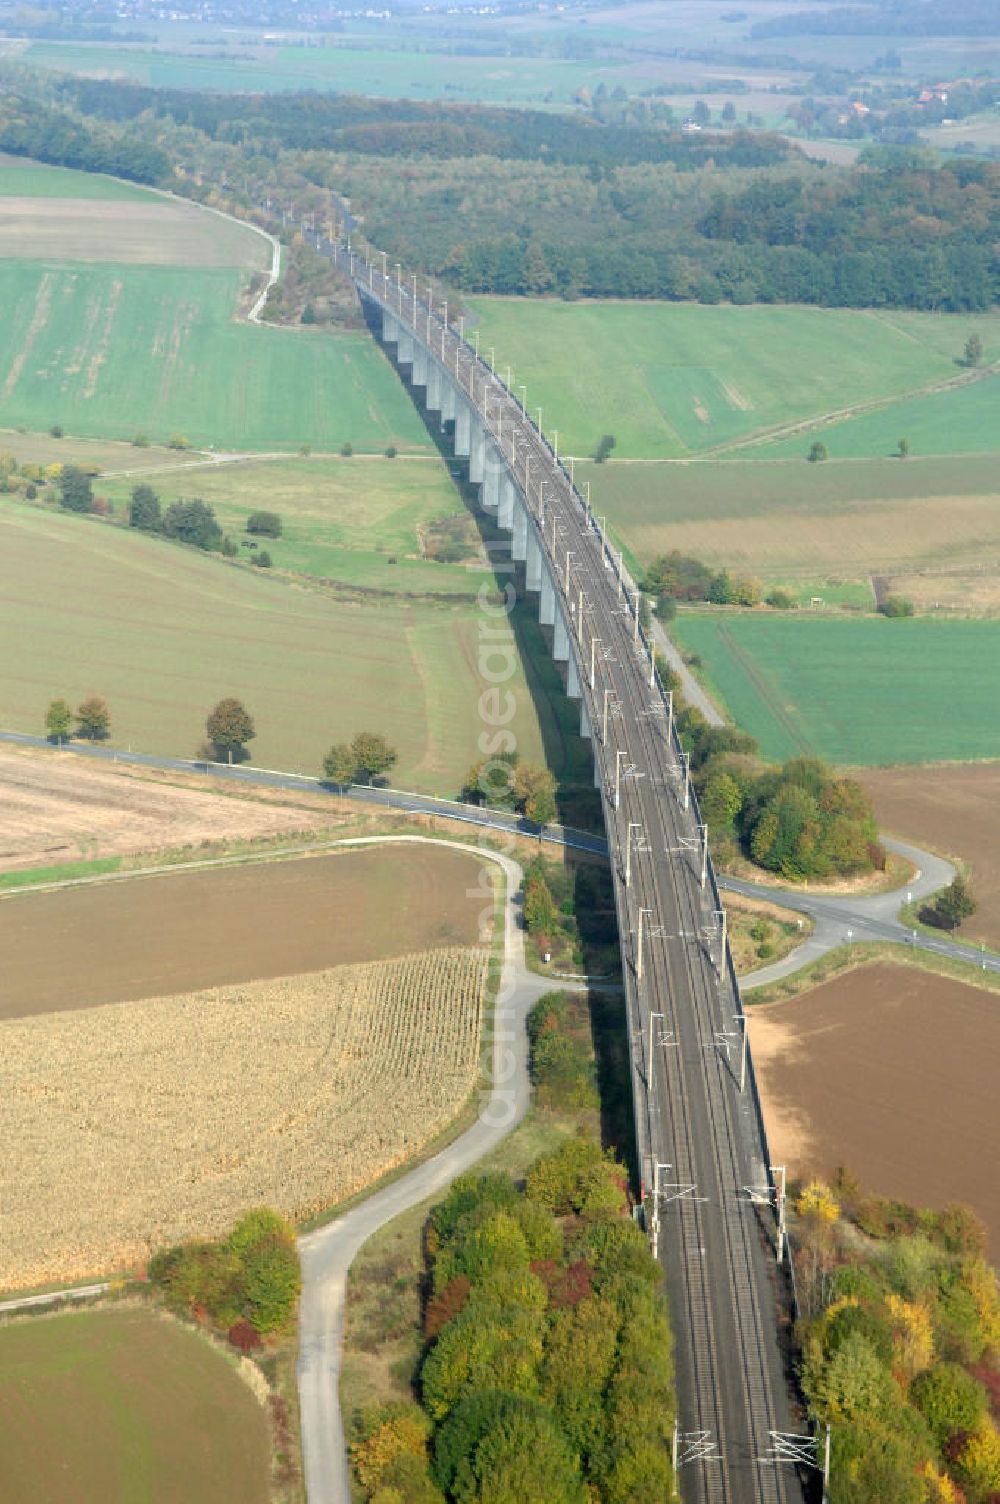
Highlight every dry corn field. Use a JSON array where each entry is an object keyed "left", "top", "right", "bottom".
[{"left": 0, "top": 947, "right": 487, "bottom": 1291}]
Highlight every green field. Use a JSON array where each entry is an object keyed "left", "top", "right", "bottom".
[
  {"left": 0, "top": 497, "right": 579, "bottom": 794},
  {"left": 0, "top": 261, "right": 425, "bottom": 452},
  {"left": 0, "top": 1308, "right": 269, "bottom": 1504},
  {"left": 579, "top": 453, "right": 1000, "bottom": 596},
  {"left": 670, "top": 611, "right": 1000, "bottom": 765},
  {"left": 752, "top": 372, "right": 1000, "bottom": 460},
  {"left": 469, "top": 299, "right": 1000, "bottom": 459},
  {"left": 25, "top": 39, "right": 630, "bottom": 103},
  {"left": 0, "top": 159, "right": 158, "bottom": 200},
  {"left": 100, "top": 455, "right": 481, "bottom": 595}
]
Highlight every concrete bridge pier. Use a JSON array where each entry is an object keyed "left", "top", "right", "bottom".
[
  {"left": 511, "top": 496, "right": 528, "bottom": 564},
  {"left": 498, "top": 473, "right": 516, "bottom": 534},
  {"left": 580, "top": 700, "right": 592, "bottom": 742},
  {"left": 382, "top": 308, "right": 400, "bottom": 347},
  {"left": 566, "top": 655, "right": 582, "bottom": 701},
  {"left": 442, "top": 378, "right": 457, "bottom": 427},
  {"left": 553, "top": 609, "right": 570, "bottom": 663},
  {"left": 483, "top": 441, "right": 502, "bottom": 513},
  {"left": 539, "top": 566, "right": 556, "bottom": 627},
  {"left": 398, "top": 329, "right": 414, "bottom": 368},
  {"left": 525, "top": 525, "right": 542, "bottom": 593},
  {"left": 426, "top": 361, "right": 443, "bottom": 415},
  {"left": 454, "top": 401, "right": 471, "bottom": 459},
  {"left": 412, "top": 345, "right": 428, "bottom": 390},
  {"left": 469, "top": 421, "right": 486, "bottom": 488}
]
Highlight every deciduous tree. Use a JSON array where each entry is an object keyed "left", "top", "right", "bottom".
[
  {"left": 206, "top": 697, "right": 255, "bottom": 763},
  {"left": 45, "top": 697, "right": 72, "bottom": 743},
  {"left": 323, "top": 742, "right": 356, "bottom": 786},
  {"left": 351, "top": 730, "right": 397, "bottom": 783},
  {"left": 58, "top": 465, "right": 93, "bottom": 513},
  {"left": 76, "top": 695, "right": 110, "bottom": 741},
  {"left": 128, "top": 483, "right": 161, "bottom": 531}
]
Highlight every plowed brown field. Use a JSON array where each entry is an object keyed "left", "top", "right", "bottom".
[
  {"left": 749, "top": 962, "right": 1000, "bottom": 1249},
  {"left": 0, "top": 844, "right": 484, "bottom": 1019},
  {"left": 861, "top": 763, "right": 1000, "bottom": 949}
]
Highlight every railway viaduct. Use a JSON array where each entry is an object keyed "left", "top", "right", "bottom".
[{"left": 332, "top": 246, "right": 817, "bottom": 1504}]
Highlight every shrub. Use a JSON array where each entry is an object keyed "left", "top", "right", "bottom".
[
  {"left": 352, "top": 1403, "right": 432, "bottom": 1495},
  {"left": 807, "top": 441, "right": 827, "bottom": 462},
  {"left": 912, "top": 1363, "right": 988, "bottom": 1448},
  {"left": 49, "top": 423, "right": 63, "bottom": 438},
  {"left": 879, "top": 594, "right": 915, "bottom": 617},
  {"left": 385, "top": 445, "right": 398, "bottom": 458},
  {"left": 341, "top": 441, "right": 354, "bottom": 456},
  {"left": 254, "top": 549, "right": 273, "bottom": 567},
  {"left": 246, "top": 510, "right": 282, "bottom": 538},
  {"left": 162, "top": 498, "right": 222, "bottom": 551},
  {"left": 25, "top": 482, "right": 37, "bottom": 499},
  {"left": 228, "top": 1318, "right": 262, "bottom": 1354},
  {"left": 525, "top": 1137, "right": 626, "bottom": 1218}
]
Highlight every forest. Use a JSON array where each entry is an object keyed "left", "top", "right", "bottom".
[{"left": 2, "top": 69, "right": 1000, "bottom": 311}]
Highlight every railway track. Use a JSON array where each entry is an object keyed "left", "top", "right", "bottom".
[{"left": 329, "top": 246, "right": 812, "bottom": 1504}]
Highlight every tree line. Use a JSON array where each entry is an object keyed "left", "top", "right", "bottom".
[
  {"left": 792, "top": 1171, "right": 1000, "bottom": 1504},
  {"left": 350, "top": 1136, "right": 675, "bottom": 1502}
]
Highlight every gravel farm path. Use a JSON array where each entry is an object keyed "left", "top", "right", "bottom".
[{"left": 295, "top": 836, "right": 553, "bottom": 1504}]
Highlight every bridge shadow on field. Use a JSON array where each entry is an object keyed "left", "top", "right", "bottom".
[{"left": 364, "top": 302, "right": 601, "bottom": 833}]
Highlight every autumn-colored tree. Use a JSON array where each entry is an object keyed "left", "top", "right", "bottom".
[
  {"left": 322, "top": 742, "right": 355, "bottom": 787},
  {"left": 76, "top": 695, "right": 110, "bottom": 741},
  {"left": 513, "top": 762, "right": 557, "bottom": 825},
  {"left": 351, "top": 1403, "right": 432, "bottom": 1495},
  {"left": 206, "top": 697, "right": 255, "bottom": 764},
  {"left": 350, "top": 730, "right": 397, "bottom": 783}
]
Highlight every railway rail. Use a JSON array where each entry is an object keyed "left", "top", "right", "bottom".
[{"left": 328, "top": 243, "right": 814, "bottom": 1504}]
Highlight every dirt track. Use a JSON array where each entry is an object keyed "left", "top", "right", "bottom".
[
  {"left": 0, "top": 745, "right": 342, "bottom": 872},
  {"left": 750, "top": 961, "right": 1000, "bottom": 1249},
  {"left": 861, "top": 763, "right": 1000, "bottom": 949},
  {"left": 0, "top": 845, "right": 484, "bottom": 1019}
]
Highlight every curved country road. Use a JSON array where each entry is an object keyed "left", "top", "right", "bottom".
[{"left": 295, "top": 836, "right": 554, "bottom": 1504}]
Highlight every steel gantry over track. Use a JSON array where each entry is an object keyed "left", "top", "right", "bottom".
[{"left": 331, "top": 242, "right": 811, "bottom": 1504}]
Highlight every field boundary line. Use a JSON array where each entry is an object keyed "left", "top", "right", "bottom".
[{"left": 699, "top": 360, "right": 1000, "bottom": 459}]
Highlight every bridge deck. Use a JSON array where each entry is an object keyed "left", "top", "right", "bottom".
[{"left": 336, "top": 251, "right": 810, "bottom": 1504}]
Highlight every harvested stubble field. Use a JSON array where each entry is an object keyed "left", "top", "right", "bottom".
[
  {"left": 0, "top": 1307, "right": 270, "bottom": 1504},
  {"left": 579, "top": 454, "right": 1000, "bottom": 600},
  {"left": 1, "top": 945, "right": 488, "bottom": 1290},
  {"left": 749, "top": 961, "right": 1000, "bottom": 1250},
  {"left": 0, "top": 197, "right": 269, "bottom": 269},
  {"left": 0, "top": 745, "right": 343, "bottom": 873},
  {"left": 0, "top": 844, "right": 483, "bottom": 1018},
  {"left": 860, "top": 763, "right": 1000, "bottom": 951}
]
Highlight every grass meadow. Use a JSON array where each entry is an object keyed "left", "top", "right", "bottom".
[
  {"left": 669, "top": 611, "right": 1000, "bottom": 765},
  {"left": 0, "top": 159, "right": 159, "bottom": 199},
  {"left": 24, "top": 39, "right": 636, "bottom": 104},
  {"left": 99, "top": 455, "right": 480, "bottom": 595},
  {"left": 0, "top": 1309, "right": 270, "bottom": 1504},
  {"left": 0, "top": 498, "right": 568, "bottom": 794},
  {"left": 0, "top": 261, "right": 426, "bottom": 452},
  {"left": 469, "top": 298, "right": 1000, "bottom": 459},
  {"left": 580, "top": 453, "right": 1000, "bottom": 605}
]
